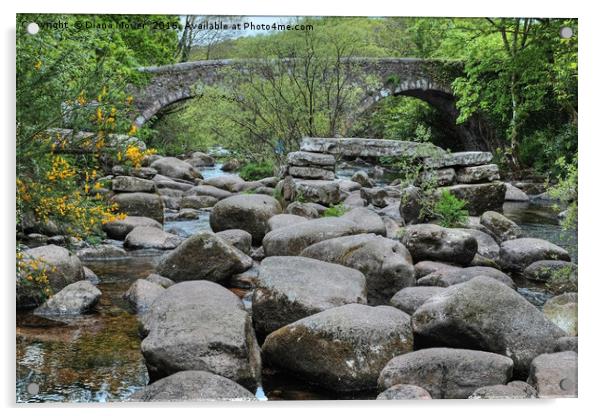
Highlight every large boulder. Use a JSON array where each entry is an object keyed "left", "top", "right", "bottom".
[
  {"left": 141, "top": 281, "right": 261, "bottom": 389},
  {"left": 124, "top": 279, "right": 165, "bottom": 313},
  {"left": 203, "top": 175, "right": 246, "bottom": 192},
  {"left": 377, "top": 384, "right": 432, "bottom": 400},
  {"left": 76, "top": 244, "right": 127, "bottom": 260},
  {"left": 267, "top": 214, "right": 308, "bottom": 231},
  {"left": 184, "top": 185, "right": 232, "bottom": 200},
  {"left": 543, "top": 293, "right": 578, "bottom": 336},
  {"left": 505, "top": 183, "right": 530, "bottom": 202},
  {"left": 499, "top": 238, "right": 571, "bottom": 272},
  {"left": 285, "top": 201, "right": 320, "bottom": 219},
  {"left": 390, "top": 286, "right": 445, "bottom": 315},
  {"left": 340, "top": 207, "right": 386, "bottom": 236},
  {"left": 252, "top": 256, "right": 367, "bottom": 334},
  {"left": 180, "top": 195, "right": 218, "bottom": 209},
  {"left": 527, "top": 351, "right": 577, "bottom": 398},
  {"left": 124, "top": 226, "right": 182, "bottom": 250},
  {"left": 262, "top": 304, "right": 413, "bottom": 392},
  {"left": 524, "top": 260, "right": 578, "bottom": 282},
  {"left": 215, "top": 229, "right": 252, "bottom": 255},
  {"left": 399, "top": 186, "right": 424, "bottom": 225},
  {"left": 130, "top": 370, "right": 256, "bottom": 402},
  {"left": 378, "top": 348, "right": 513, "bottom": 399},
  {"left": 417, "top": 266, "right": 515, "bottom": 289},
  {"left": 301, "top": 234, "right": 415, "bottom": 305},
  {"left": 34, "top": 280, "right": 101, "bottom": 316},
  {"left": 480, "top": 211, "right": 522, "bottom": 242},
  {"left": 102, "top": 216, "right": 162, "bottom": 240},
  {"left": 184, "top": 152, "right": 215, "bottom": 167},
  {"left": 455, "top": 228, "right": 500, "bottom": 261},
  {"left": 152, "top": 174, "right": 194, "bottom": 192},
  {"left": 400, "top": 224, "right": 477, "bottom": 266},
  {"left": 111, "top": 192, "right": 164, "bottom": 224},
  {"left": 414, "top": 261, "right": 460, "bottom": 278},
  {"left": 351, "top": 170, "right": 374, "bottom": 188},
  {"left": 19, "top": 245, "right": 84, "bottom": 308},
  {"left": 411, "top": 276, "right": 567, "bottom": 376},
  {"left": 156, "top": 232, "right": 252, "bottom": 284},
  {"left": 210, "top": 194, "right": 282, "bottom": 245},
  {"left": 437, "top": 183, "right": 506, "bottom": 216},
  {"left": 150, "top": 157, "right": 197, "bottom": 181},
  {"left": 262, "top": 217, "right": 359, "bottom": 257},
  {"left": 468, "top": 381, "right": 537, "bottom": 399},
  {"left": 293, "top": 179, "right": 341, "bottom": 206},
  {"left": 112, "top": 176, "right": 156, "bottom": 193}
]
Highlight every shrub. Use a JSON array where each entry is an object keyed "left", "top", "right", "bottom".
[
  {"left": 323, "top": 204, "right": 348, "bottom": 217},
  {"left": 239, "top": 162, "right": 274, "bottom": 181},
  {"left": 433, "top": 190, "right": 469, "bottom": 228}
]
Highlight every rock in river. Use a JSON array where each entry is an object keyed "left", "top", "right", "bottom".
[
  {"left": 34, "top": 280, "right": 101, "bottom": 316},
  {"left": 124, "top": 226, "right": 182, "bottom": 250},
  {"left": 499, "top": 238, "right": 571, "bottom": 272},
  {"left": 156, "top": 232, "right": 252, "bottom": 284},
  {"left": 412, "top": 276, "right": 566, "bottom": 376},
  {"left": 112, "top": 175, "right": 156, "bottom": 193},
  {"left": 19, "top": 244, "right": 85, "bottom": 308},
  {"left": 111, "top": 192, "right": 164, "bottom": 224},
  {"left": 124, "top": 279, "right": 165, "bottom": 314},
  {"left": 252, "top": 256, "right": 367, "bottom": 335},
  {"left": 262, "top": 217, "right": 360, "bottom": 257},
  {"left": 390, "top": 286, "right": 445, "bottom": 315},
  {"left": 141, "top": 281, "right": 261, "bottom": 389},
  {"left": 301, "top": 233, "right": 415, "bottom": 305},
  {"left": 210, "top": 194, "right": 282, "bottom": 245},
  {"left": 527, "top": 351, "right": 577, "bottom": 398},
  {"left": 262, "top": 304, "right": 413, "bottom": 392},
  {"left": 215, "top": 229, "right": 252, "bottom": 255},
  {"left": 377, "top": 384, "right": 432, "bottom": 400},
  {"left": 150, "top": 157, "right": 198, "bottom": 181},
  {"left": 102, "top": 216, "right": 162, "bottom": 240},
  {"left": 417, "top": 266, "right": 515, "bottom": 289},
  {"left": 480, "top": 211, "right": 522, "bottom": 242},
  {"left": 378, "top": 348, "right": 513, "bottom": 399},
  {"left": 468, "top": 381, "right": 537, "bottom": 399},
  {"left": 437, "top": 182, "right": 506, "bottom": 216},
  {"left": 131, "top": 370, "right": 257, "bottom": 402},
  {"left": 543, "top": 293, "right": 578, "bottom": 336},
  {"left": 400, "top": 224, "right": 477, "bottom": 266},
  {"left": 340, "top": 207, "right": 386, "bottom": 236}
]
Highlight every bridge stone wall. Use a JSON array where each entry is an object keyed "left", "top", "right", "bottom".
[{"left": 131, "top": 58, "right": 493, "bottom": 151}]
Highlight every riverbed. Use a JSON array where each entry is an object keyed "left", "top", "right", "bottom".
[{"left": 16, "top": 165, "right": 577, "bottom": 403}]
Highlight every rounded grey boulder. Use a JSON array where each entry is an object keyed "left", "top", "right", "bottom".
[
  {"left": 499, "top": 238, "right": 571, "bottom": 272},
  {"left": 210, "top": 194, "right": 282, "bottom": 244},
  {"left": 124, "top": 226, "right": 182, "bottom": 250},
  {"left": 301, "top": 233, "right": 415, "bottom": 305},
  {"left": 262, "top": 304, "right": 413, "bottom": 392},
  {"left": 400, "top": 224, "right": 478, "bottom": 266},
  {"left": 262, "top": 217, "right": 360, "bottom": 257},
  {"left": 378, "top": 348, "right": 514, "bottom": 399},
  {"left": 150, "top": 157, "right": 197, "bottom": 181},
  {"left": 156, "top": 232, "right": 252, "bottom": 284},
  {"left": 411, "top": 276, "right": 566, "bottom": 376},
  {"left": 102, "top": 216, "right": 162, "bottom": 240},
  {"left": 141, "top": 281, "right": 261, "bottom": 390},
  {"left": 34, "top": 280, "right": 101, "bottom": 316},
  {"left": 468, "top": 381, "right": 537, "bottom": 399},
  {"left": 131, "top": 370, "right": 256, "bottom": 402},
  {"left": 376, "top": 384, "right": 432, "bottom": 400},
  {"left": 480, "top": 211, "right": 522, "bottom": 242},
  {"left": 252, "top": 256, "right": 367, "bottom": 335},
  {"left": 124, "top": 279, "right": 165, "bottom": 313},
  {"left": 390, "top": 286, "right": 445, "bottom": 315}
]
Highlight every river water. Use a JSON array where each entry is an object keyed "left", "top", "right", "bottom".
[{"left": 16, "top": 164, "right": 577, "bottom": 403}]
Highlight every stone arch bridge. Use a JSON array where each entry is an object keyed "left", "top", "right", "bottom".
[{"left": 131, "top": 58, "right": 494, "bottom": 151}]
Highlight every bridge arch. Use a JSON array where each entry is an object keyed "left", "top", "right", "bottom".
[{"left": 131, "top": 58, "right": 495, "bottom": 151}]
